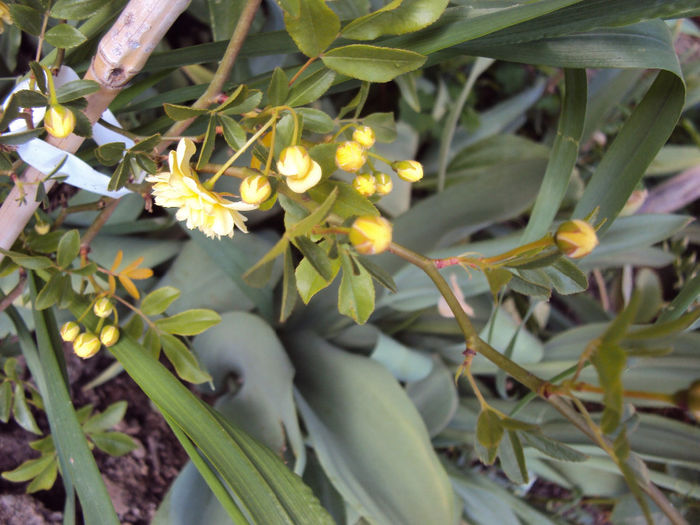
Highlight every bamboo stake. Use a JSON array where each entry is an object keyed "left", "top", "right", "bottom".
[{"left": 0, "top": 0, "right": 190, "bottom": 261}]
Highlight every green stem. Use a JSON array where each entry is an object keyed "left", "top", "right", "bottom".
[{"left": 43, "top": 65, "right": 59, "bottom": 106}]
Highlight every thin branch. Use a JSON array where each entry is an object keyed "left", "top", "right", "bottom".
[{"left": 0, "top": 270, "right": 27, "bottom": 314}]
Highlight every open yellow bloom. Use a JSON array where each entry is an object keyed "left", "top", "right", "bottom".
[
  {"left": 0, "top": 2, "right": 12, "bottom": 34},
  {"left": 146, "top": 138, "right": 256, "bottom": 239}
]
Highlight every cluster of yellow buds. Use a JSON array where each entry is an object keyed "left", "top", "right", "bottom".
[
  {"left": 277, "top": 145, "right": 322, "bottom": 193},
  {"left": 60, "top": 298, "right": 120, "bottom": 359}
]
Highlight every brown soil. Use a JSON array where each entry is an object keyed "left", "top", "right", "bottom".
[{"left": 0, "top": 346, "right": 189, "bottom": 524}]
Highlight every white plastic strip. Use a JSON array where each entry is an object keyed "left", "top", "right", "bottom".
[{"left": 3, "top": 66, "right": 138, "bottom": 198}]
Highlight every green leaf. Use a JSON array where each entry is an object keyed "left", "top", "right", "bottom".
[
  {"left": 12, "top": 383, "right": 41, "bottom": 435},
  {"left": 34, "top": 273, "right": 65, "bottom": 310},
  {"left": 591, "top": 342, "right": 627, "bottom": 434},
  {"left": 95, "top": 142, "right": 126, "bottom": 166},
  {"left": 123, "top": 315, "right": 144, "bottom": 340},
  {"left": 155, "top": 309, "right": 221, "bottom": 336},
  {"left": 218, "top": 114, "right": 247, "bottom": 150},
  {"left": 13, "top": 89, "right": 48, "bottom": 107},
  {"left": 0, "top": 128, "right": 45, "bottom": 145},
  {"left": 160, "top": 333, "right": 213, "bottom": 384},
  {"left": 297, "top": 108, "right": 334, "bottom": 134},
  {"left": 196, "top": 116, "right": 217, "bottom": 169},
  {"left": 163, "top": 103, "right": 209, "bottom": 121},
  {"left": 283, "top": 0, "right": 340, "bottom": 57},
  {"left": 267, "top": 67, "right": 289, "bottom": 106},
  {"left": 90, "top": 431, "right": 139, "bottom": 456},
  {"left": 26, "top": 459, "right": 58, "bottom": 493},
  {"left": 0, "top": 382, "right": 11, "bottom": 423},
  {"left": 484, "top": 268, "right": 512, "bottom": 302},
  {"left": 498, "top": 431, "right": 529, "bottom": 485},
  {"left": 322, "top": 44, "right": 426, "bottom": 83},
  {"left": 82, "top": 401, "right": 127, "bottom": 434},
  {"left": 295, "top": 241, "right": 341, "bottom": 304},
  {"left": 143, "top": 327, "right": 161, "bottom": 358},
  {"left": 107, "top": 157, "right": 131, "bottom": 191},
  {"left": 130, "top": 133, "right": 162, "bottom": 153},
  {"left": 286, "top": 67, "right": 336, "bottom": 107},
  {"left": 476, "top": 408, "right": 504, "bottom": 449},
  {"left": 295, "top": 236, "right": 332, "bottom": 280},
  {"left": 141, "top": 286, "right": 181, "bottom": 316},
  {"left": 308, "top": 180, "right": 379, "bottom": 220},
  {"left": 288, "top": 331, "right": 456, "bottom": 525},
  {"left": 338, "top": 251, "right": 374, "bottom": 324},
  {"left": 523, "top": 68, "right": 587, "bottom": 242},
  {"left": 45, "top": 23, "right": 88, "bottom": 49},
  {"left": 9, "top": 4, "right": 42, "bottom": 35},
  {"left": 2, "top": 454, "right": 55, "bottom": 483},
  {"left": 56, "top": 229, "right": 80, "bottom": 268},
  {"left": 55, "top": 80, "right": 99, "bottom": 103},
  {"left": 356, "top": 255, "right": 397, "bottom": 294},
  {"left": 51, "top": 0, "right": 106, "bottom": 20},
  {"left": 342, "top": 0, "right": 449, "bottom": 40},
  {"left": 519, "top": 431, "right": 587, "bottom": 462}
]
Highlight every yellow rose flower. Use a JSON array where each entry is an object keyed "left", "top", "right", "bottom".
[
  {"left": 335, "top": 141, "right": 367, "bottom": 172},
  {"left": 374, "top": 173, "right": 393, "bottom": 196},
  {"left": 277, "top": 145, "right": 311, "bottom": 177},
  {"left": 146, "top": 138, "right": 257, "bottom": 239},
  {"left": 392, "top": 160, "right": 423, "bottom": 182},
  {"left": 240, "top": 174, "right": 272, "bottom": 205},
  {"left": 555, "top": 219, "right": 599, "bottom": 259},
  {"left": 100, "top": 325, "right": 120, "bottom": 347},
  {"left": 352, "top": 126, "right": 375, "bottom": 148},
  {"left": 73, "top": 332, "right": 101, "bottom": 359},
  {"left": 286, "top": 160, "right": 322, "bottom": 193},
  {"left": 352, "top": 173, "right": 376, "bottom": 197},
  {"left": 349, "top": 216, "right": 393, "bottom": 255},
  {"left": 44, "top": 105, "right": 76, "bottom": 139}
]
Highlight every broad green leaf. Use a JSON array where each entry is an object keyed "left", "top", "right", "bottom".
[
  {"left": 295, "top": 241, "right": 341, "bottom": 304},
  {"left": 288, "top": 331, "right": 456, "bottom": 525},
  {"left": 26, "top": 460, "right": 58, "bottom": 493},
  {"left": 498, "top": 431, "right": 529, "bottom": 485},
  {"left": 160, "top": 333, "right": 213, "bottom": 384},
  {"left": 44, "top": 22, "right": 87, "bottom": 48},
  {"left": 207, "top": 0, "right": 243, "bottom": 41},
  {"left": 51, "top": 0, "right": 106, "bottom": 20},
  {"left": 155, "top": 309, "right": 221, "bottom": 336},
  {"left": 95, "top": 142, "right": 126, "bottom": 166},
  {"left": 141, "top": 286, "right": 181, "bottom": 316},
  {"left": 143, "top": 327, "right": 161, "bottom": 358},
  {"left": 342, "top": 0, "right": 449, "bottom": 40},
  {"left": 163, "top": 103, "right": 209, "bottom": 121},
  {"left": 362, "top": 112, "right": 396, "bottom": 143},
  {"left": 192, "top": 312, "right": 305, "bottom": 471},
  {"left": 196, "top": 116, "right": 218, "bottom": 169},
  {"left": 484, "top": 268, "right": 512, "bottom": 302},
  {"left": 297, "top": 108, "right": 334, "bottom": 134},
  {"left": 283, "top": 0, "right": 340, "bottom": 57},
  {"left": 0, "top": 250, "right": 53, "bottom": 270},
  {"left": 57, "top": 229, "right": 80, "bottom": 268},
  {"left": 267, "top": 67, "right": 289, "bottom": 106},
  {"left": 9, "top": 4, "right": 42, "bottom": 35},
  {"left": 405, "top": 357, "right": 457, "bottom": 437},
  {"left": 90, "top": 431, "right": 139, "bottom": 456},
  {"left": 12, "top": 383, "right": 41, "bottom": 434},
  {"left": 55, "top": 80, "right": 99, "bottom": 103},
  {"left": 82, "top": 401, "right": 127, "bottom": 434},
  {"left": 338, "top": 251, "right": 374, "bottom": 324},
  {"left": 35, "top": 273, "right": 65, "bottom": 310},
  {"left": 322, "top": 45, "right": 426, "bottom": 83},
  {"left": 308, "top": 180, "right": 379, "bottom": 219},
  {"left": 356, "top": 256, "right": 397, "bottom": 293},
  {"left": 218, "top": 114, "right": 247, "bottom": 149},
  {"left": 295, "top": 236, "right": 333, "bottom": 280},
  {"left": 286, "top": 67, "right": 336, "bottom": 107},
  {"left": 523, "top": 68, "right": 587, "bottom": 242},
  {"left": 2, "top": 454, "right": 55, "bottom": 483},
  {"left": 0, "top": 128, "right": 45, "bottom": 145},
  {"left": 476, "top": 408, "right": 504, "bottom": 449},
  {"left": 657, "top": 272, "right": 700, "bottom": 323}
]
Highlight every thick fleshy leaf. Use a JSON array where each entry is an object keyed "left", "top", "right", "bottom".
[
  {"left": 288, "top": 331, "right": 456, "bottom": 525},
  {"left": 322, "top": 45, "right": 426, "bottom": 83}
]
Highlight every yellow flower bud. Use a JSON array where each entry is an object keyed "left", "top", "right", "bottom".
[
  {"left": 99, "top": 325, "right": 120, "bottom": 347},
  {"left": 392, "top": 160, "right": 423, "bottom": 182},
  {"left": 352, "top": 126, "right": 375, "bottom": 148},
  {"left": 240, "top": 174, "right": 271, "bottom": 205},
  {"left": 374, "top": 173, "right": 393, "bottom": 196},
  {"left": 286, "top": 160, "right": 322, "bottom": 193},
  {"left": 73, "top": 332, "right": 101, "bottom": 359},
  {"left": 44, "top": 105, "right": 76, "bottom": 139},
  {"left": 34, "top": 222, "right": 50, "bottom": 235},
  {"left": 352, "top": 173, "right": 376, "bottom": 197},
  {"left": 60, "top": 321, "right": 80, "bottom": 342},
  {"left": 93, "top": 297, "right": 114, "bottom": 318},
  {"left": 277, "top": 146, "right": 311, "bottom": 177},
  {"left": 349, "top": 216, "right": 393, "bottom": 255},
  {"left": 555, "top": 219, "right": 599, "bottom": 259},
  {"left": 335, "top": 141, "right": 367, "bottom": 172}
]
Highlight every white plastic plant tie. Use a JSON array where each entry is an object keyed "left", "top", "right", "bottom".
[{"left": 3, "top": 66, "right": 138, "bottom": 198}]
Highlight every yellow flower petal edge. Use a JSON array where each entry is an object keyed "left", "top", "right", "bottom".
[
  {"left": 146, "top": 138, "right": 257, "bottom": 239},
  {"left": 286, "top": 160, "right": 322, "bottom": 193}
]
